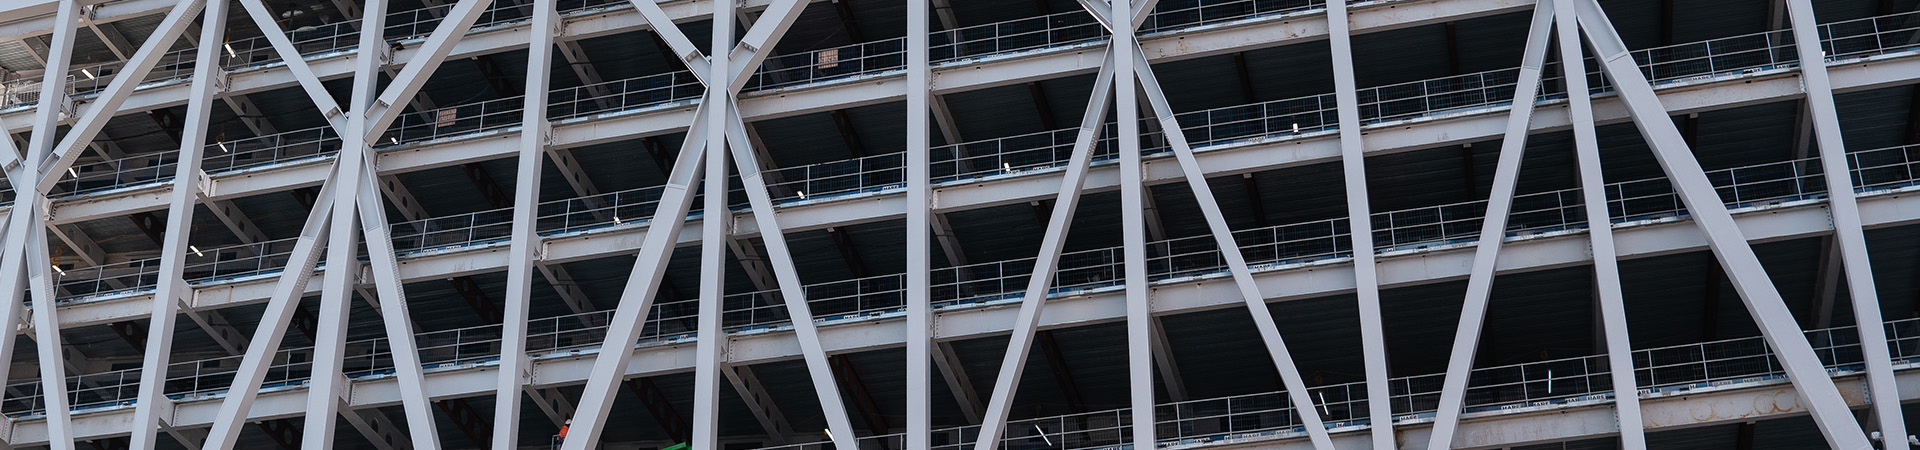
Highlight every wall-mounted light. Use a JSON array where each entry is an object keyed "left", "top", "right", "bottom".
[
  {"left": 223, "top": 43, "right": 238, "bottom": 58},
  {"left": 79, "top": 68, "right": 95, "bottom": 80},
  {"left": 190, "top": 245, "right": 204, "bottom": 257},
  {"left": 50, "top": 265, "right": 65, "bottom": 276},
  {"left": 216, "top": 141, "right": 229, "bottom": 153}
]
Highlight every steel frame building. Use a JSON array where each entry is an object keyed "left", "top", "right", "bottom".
[{"left": 0, "top": 0, "right": 1918, "bottom": 448}]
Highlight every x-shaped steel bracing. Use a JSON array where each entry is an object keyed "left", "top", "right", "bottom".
[
  {"left": 1424, "top": 1, "right": 1893, "bottom": 449},
  {"left": 157, "top": 0, "right": 500, "bottom": 448},
  {"left": 557, "top": 0, "right": 862, "bottom": 449},
  {"left": 964, "top": 1, "right": 1351, "bottom": 448}
]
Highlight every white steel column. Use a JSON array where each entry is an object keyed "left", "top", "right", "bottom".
[
  {"left": 1130, "top": 49, "right": 1336, "bottom": 449},
  {"left": 1552, "top": 1, "right": 1645, "bottom": 447},
  {"left": 559, "top": 1, "right": 713, "bottom": 443},
  {"left": 906, "top": 0, "right": 935, "bottom": 448},
  {"left": 491, "top": 0, "right": 558, "bottom": 446},
  {"left": 1787, "top": 0, "right": 1907, "bottom": 445},
  {"left": 0, "top": 139, "right": 26, "bottom": 449},
  {"left": 352, "top": 152, "right": 446, "bottom": 450},
  {"left": 304, "top": 0, "right": 389, "bottom": 445},
  {"left": 128, "top": 0, "right": 226, "bottom": 446},
  {"left": 559, "top": 106, "right": 707, "bottom": 450},
  {"left": 568, "top": 4, "right": 825, "bottom": 448},
  {"left": 970, "top": 51, "right": 1116, "bottom": 450},
  {"left": 1069, "top": 1, "right": 1344, "bottom": 445},
  {"left": 1114, "top": 0, "right": 1155, "bottom": 448},
  {"left": 722, "top": 106, "right": 862, "bottom": 450},
  {"left": 200, "top": 171, "right": 337, "bottom": 449},
  {"left": 1424, "top": 3, "right": 1557, "bottom": 446},
  {"left": 693, "top": 0, "right": 735, "bottom": 447},
  {"left": 1324, "top": 1, "right": 1393, "bottom": 445},
  {"left": 16, "top": 3, "right": 81, "bottom": 447},
  {"left": 1569, "top": 0, "right": 1872, "bottom": 447}
]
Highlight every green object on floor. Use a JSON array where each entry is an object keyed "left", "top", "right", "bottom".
[{"left": 661, "top": 443, "right": 689, "bottom": 450}]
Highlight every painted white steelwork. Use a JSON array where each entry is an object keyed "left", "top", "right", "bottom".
[{"left": 0, "top": 0, "right": 1913, "bottom": 448}]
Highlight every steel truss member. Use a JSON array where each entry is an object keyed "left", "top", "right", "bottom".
[
  {"left": 1424, "top": 1, "right": 1885, "bottom": 449},
  {"left": 560, "top": 1, "right": 861, "bottom": 448}
]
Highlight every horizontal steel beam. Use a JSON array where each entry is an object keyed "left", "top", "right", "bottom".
[
  {"left": 45, "top": 38, "right": 1920, "bottom": 229},
  {"left": 0, "top": 0, "right": 822, "bottom": 134},
  {"left": 0, "top": 0, "right": 1519, "bottom": 136},
  {"left": 38, "top": 177, "right": 1920, "bottom": 413},
  {"left": 0, "top": 0, "right": 128, "bottom": 29},
  {"left": 39, "top": 53, "right": 1920, "bottom": 333},
  {"left": 18, "top": 193, "right": 1920, "bottom": 444},
  {"left": 1258, "top": 370, "right": 1897, "bottom": 450}
]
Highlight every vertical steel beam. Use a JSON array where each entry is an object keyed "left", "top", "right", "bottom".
[
  {"left": 490, "top": 0, "right": 557, "bottom": 445},
  {"left": 558, "top": 105, "right": 707, "bottom": 450},
  {"left": 201, "top": 171, "right": 337, "bottom": 450},
  {"left": 555, "top": 3, "right": 723, "bottom": 442},
  {"left": 1113, "top": 0, "right": 1156, "bottom": 448},
  {"left": 722, "top": 106, "right": 862, "bottom": 450},
  {"left": 693, "top": 4, "right": 735, "bottom": 450},
  {"left": 969, "top": 50, "right": 1115, "bottom": 450},
  {"left": 128, "top": 0, "right": 226, "bottom": 446},
  {"left": 1552, "top": 2, "right": 1645, "bottom": 447},
  {"left": 1423, "top": 3, "right": 1556, "bottom": 446},
  {"left": 1129, "top": 47, "right": 1336, "bottom": 449},
  {"left": 1786, "top": 0, "right": 1907, "bottom": 445},
  {"left": 9, "top": 3, "right": 82, "bottom": 447},
  {"left": 1569, "top": 0, "right": 1872, "bottom": 447},
  {"left": 1324, "top": 1, "right": 1393, "bottom": 446},
  {"left": 0, "top": 213, "right": 23, "bottom": 448},
  {"left": 907, "top": 0, "right": 935, "bottom": 448},
  {"left": 354, "top": 140, "right": 449, "bottom": 449},
  {"left": 304, "top": 1, "right": 390, "bottom": 446}
]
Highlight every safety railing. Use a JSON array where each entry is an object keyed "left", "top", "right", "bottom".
[
  {"left": 27, "top": 138, "right": 1920, "bottom": 419},
  {"left": 217, "top": 0, "right": 626, "bottom": 74},
  {"left": 19, "top": 307, "right": 1908, "bottom": 444},
  {"left": 0, "top": 46, "right": 199, "bottom": 110},
  {"left": 52, "top": 236, "right": 318, "bottom": 300},
  {"left": 2, "top": 0, "right": 636, "bottom": 113},
  {"left": 23, "top": 0, "right": 1337, "bottom": 188},
  {"left": 52, "top": 125, "right": 341, "bottom": 197},
  {"left": 736, "top": 319, "right": 1920, "bottom": 450},
  {"left": 42, "top": 126, "right": 1920, "bottom": 317},
  {"left": 42, "top": 7, "right": 1920, "bottom": 203},
  {"left": 19, "top": 0, "right": 1920, "bottom": 350},
  {"left": 0, "top": 76, "right": 60, "bottom": 111}
]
